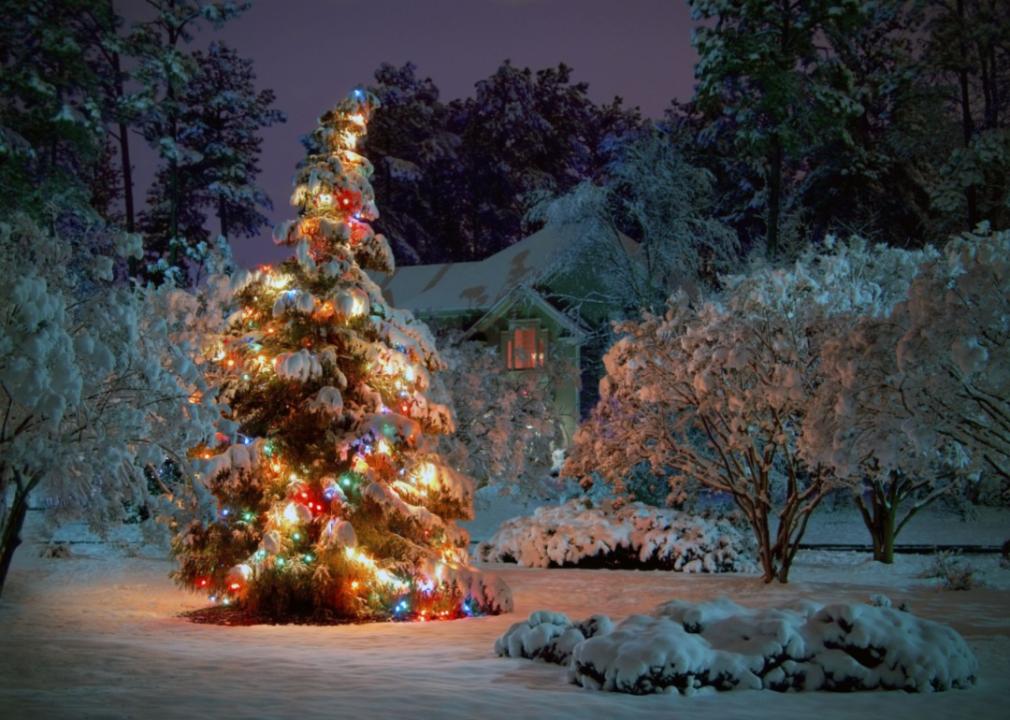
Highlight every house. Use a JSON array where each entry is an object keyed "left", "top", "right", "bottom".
[{"left": 372, "top": 223, "right": 638, "bottom": 445}]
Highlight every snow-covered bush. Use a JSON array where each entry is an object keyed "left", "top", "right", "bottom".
[
  {"left": 567, "top": 238, "right": 928, "bottom": 582},
  {"left": 493, "top": 611, "right": 614, "bottom": 665},
  {"left": 436, "top": 331, "right": 574, "bottom": 497},
  {"left": 0, "top": 213, "right": 220, "bottom": 595},
  {"left": 476, "top": 499, "right": 754, "bottom": 572},
  {"left": 496, "top": 598, "right": 978, "bottom": 695}
]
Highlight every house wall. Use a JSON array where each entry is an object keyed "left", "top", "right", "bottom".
[{"left": 416, "top": 302, "right": 582, "bottom": 447}]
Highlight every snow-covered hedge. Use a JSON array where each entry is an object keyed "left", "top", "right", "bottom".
[
  {"left": 476, "top": 500, "right": 754, "bottom": 573},
  {"left": 495, "top": 598, "right": 978, "bottom": 695}
]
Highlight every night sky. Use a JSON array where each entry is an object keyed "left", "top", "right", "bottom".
[{"left": 123, "top": 0, "right": 700, "bottom": 267}]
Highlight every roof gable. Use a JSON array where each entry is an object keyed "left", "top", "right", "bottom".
[{"left": 465, "top": 284, "right": 587, "bottom": 341}]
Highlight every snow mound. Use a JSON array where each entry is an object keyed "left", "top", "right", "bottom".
[
  {"left": 476, "top": 499, "right": 754, "bottom": 573},
  {"left": 494, "top": 611, "right": 614, "bottom": 665},
  {"left": 496, "top": 598, "right": 977, "bottom": 695}
]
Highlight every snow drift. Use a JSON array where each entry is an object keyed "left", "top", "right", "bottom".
[
  {"left": 476, "top": 499, "right": 754, "bottom": 573},
  {"left": 495, "top": 597, "right": 978, "bottom": 695}
]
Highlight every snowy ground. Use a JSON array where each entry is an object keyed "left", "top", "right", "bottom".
[{"left": 2, "top": 522, "right": 1009, "bottom": 719}]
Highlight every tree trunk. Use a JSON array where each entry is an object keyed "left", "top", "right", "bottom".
[
  {"left": 767, "top": 136, "right": 783, "bottom": 258},
  {"left": 854, "top": 479, "right": 898, "bottom": 564},
  {"left": 218, "top": 195, "right": 228, "bottom": 240},
  {"left": 747, "top": 499, "right": 776, "bottom": 583},
  {"left": 112, "top": 50, "right": 135, "bottom": 233},
  {"left": 956, "top": 0, "right": 977, "bottom": 228},
  {"left": 0, "top": 479, "right": 31, "bottom": 599}
]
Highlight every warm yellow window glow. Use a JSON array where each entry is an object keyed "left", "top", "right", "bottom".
[{"left": 506, "top": 326, "right": 545, "bottom": 369}]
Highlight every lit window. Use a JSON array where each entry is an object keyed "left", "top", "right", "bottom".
[{"left": 505, "top": 326, "right": 546, "bottom": 369}]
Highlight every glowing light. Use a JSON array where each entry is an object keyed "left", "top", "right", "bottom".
[
  {"left": 318, "top": 192, "right": 333, "bottom": 206},
  {"left": 376, "top": 439, "right": 391, "bottom": 455},
  {"left": 268, "top": 274, "right": 291, "bottom": 290},
  {"left": 349, "top": 113, "right": 365, "bottom": 126},
  {"left": 415, "top": 462, "right": 437, "bottom": 488},
  {"left": 283, "top": 502, "right": 301, "bottom": 525},
  {"left": 229, "top": 582, "right": 241, "bottom": 591}
]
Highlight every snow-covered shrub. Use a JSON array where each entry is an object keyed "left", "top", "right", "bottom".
[
  {"left": 567, "top": 238, "right": 928, "bottom": 582},
  {"left": 436, "top": 331, "right": 575, "bottom": 497},
  {"left": 494, "top": 611, "right": 614, "bottom": 665},
  {"left": 476, "top": 499, "right": 754, "bottom": 572},
  {"left": 0, "top": 214, "right": 220, "bottom": 595},
  {"left": 919, "top": 552, "right": 979, "bottom": 591},
  {"left": 497, "top": 598, "right": 978, "bottom": 695}
]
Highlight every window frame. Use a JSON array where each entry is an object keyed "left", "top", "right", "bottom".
[{"left": 501, "top": 319, "right": 548, "bottom": 370}]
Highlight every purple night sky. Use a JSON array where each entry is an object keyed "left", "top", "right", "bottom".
[{"left": 123, "top": 0, "right": 699, "bottom": 267}]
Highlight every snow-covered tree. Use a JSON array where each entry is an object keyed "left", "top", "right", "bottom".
[
  {"left": 892, "top": 225, "right": 1010, "bottom": 484},
  {"left": 171, "top": 91, "right": 511, "bottom": 621},
  {"left": 566, "top": 238, "right": 928, "bottom": 582},
  {"left": 129, "top": 0, "right": 249, "bottom": 279},
  {"left": 925, "top": 0, "right": 1010, "bottom": 232},
  {"left": 690, "top": 0, "right": 863, "bottom": 257},
  {"left": 436, "top": 333, "right": 574, "bottom": 498},
  {"left": 530, "top": 131, "right": 739, "bottom": 314},
  {"left": 798, "top": 242, "right": 945, "bottom": 563},
  {"left": 0, "top": 0, "right": 113, "bottom": 217},
  {"left": 160, "top": 42, "right": 283, "bottom": 242},
  {"left": 0, "top": 212, "right": 220, "bottom": 597}
]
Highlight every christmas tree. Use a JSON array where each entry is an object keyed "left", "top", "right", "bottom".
[{"left": 173, "top": 89, "right": 512, "bottom": 621}]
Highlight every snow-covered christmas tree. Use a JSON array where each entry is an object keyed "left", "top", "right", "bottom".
[{"left": 172, "top": 89, "right": 512, "bottom": 621}]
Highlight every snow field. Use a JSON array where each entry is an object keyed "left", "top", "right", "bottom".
[{"left": 2, "top": 540, "right": 1009, "bottom": 719}]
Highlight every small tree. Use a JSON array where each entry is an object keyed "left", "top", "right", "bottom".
[
  {"left": 567, "top": 238, "right": 927, "bottom": 582},
  {"left": 895, "top": 225, "right": 1010, "bottom": 482},
  {"left": 800, "top": 245, "right": 946, "bottom": 563},
  {"left": 0, "top": 212, "right": 219, "bottom": 596}
]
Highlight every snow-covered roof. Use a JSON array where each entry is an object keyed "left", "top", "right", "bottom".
[
  {"left": 466, "top": 284, "right": 588, "bottom": 341},
  {"left": 372, "top": 223, "right": 637, "bottom": 315}
]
